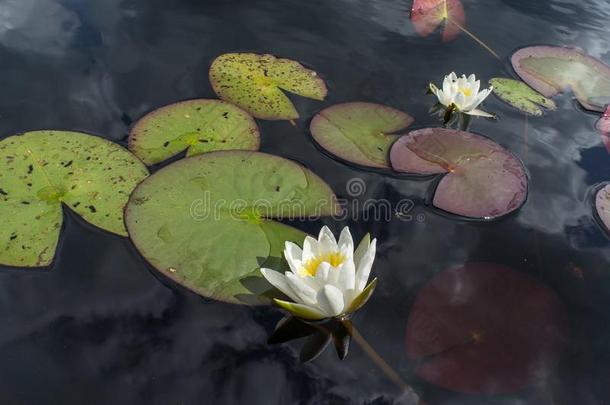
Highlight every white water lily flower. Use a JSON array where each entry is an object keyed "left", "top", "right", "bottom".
[
  {"left": 429, "top": 72, "right": 494, "bottom": 117},
  {"left": 260, "top": 226, "right": 377, "bottom": 320}
]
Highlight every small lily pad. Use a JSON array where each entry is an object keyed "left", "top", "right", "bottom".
[
  {"left": 125, "top": 151, "right": 340, "bottom": 305},
  {"left": 129, "top": 99, "right": 260, "bottom": 165},
  {"left": 595, "top": 184, "right": 610, "bottom": 233},
  {"left": 310, "top": 102, "right": 414, "bottom": 168},
  {"left": 405, "top": 263, "right": 566, "bottom": 394},
  {"left": 511, "top": 46, "right": 610, "bottom": 112},
  {"left": 390, "top": 128, "right": 527, "bottom": 219},
  {"left": 209, "top": 53, "right": 327, "bottom": 120},
  {"left": 489, "top": 78, "right": 556, "bottom": 116},
  {"left": 411, "top": 0, "right": 465, "bottom": 42},
  {"left": 0, "top": 130, "right": 148, "bottom": 267}
]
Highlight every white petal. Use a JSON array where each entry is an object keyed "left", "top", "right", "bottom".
[
  {"left": 355, "top": 239, "right": 377, "bottom": 291},
  {"left": 455, "top": 92, "right": 466, "bottom": 110},
  {"left": 338, "top": 227, "right": 354, "bottom": 252},
  {"left": 318, "top": 226, "right": 337, "bottom": 245},
  {"left": 284, "top": 241, "right": 303, "bottom": 274},
  {"left": 314, "top": 262, "right": 332, "bottom": 284},
  {"left": 354, "top": 234, "right": 370, "bottom": 268},
  {"left": 337, "top": 259, "right": 356, "bottom": 291},
  {"left": 286, "top": 272, "right": 317, "bottom": 305},
  {"left": 464, "top": 108, "right": 495, "bottom": 117},
  {"left": 467, "top": 73, "right": 476, "bottom": 82},
  {"left": 260, "top": 268, "right": 302, "bottom": 303},
  {"left": 316, "top": 285, "right": 345, "bottom": 317},
  {"left": 443, "top": 76, "right": 452, "bottom": 95},
  {"left": 302, "top": 236, "right": 318, "bottom": 262},
  {"left": 472, "top": 80, "right": 481, "bottom": 96}
]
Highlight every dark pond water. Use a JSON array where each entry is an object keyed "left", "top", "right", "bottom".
[{"left": 1, "top": 0, "right": 610, "bottom": 404}]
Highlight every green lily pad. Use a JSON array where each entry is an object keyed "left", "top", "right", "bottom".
[
  {"left": 310, "top": 102, "right": 414, "bottom": 168},
  {"left": 128, "top": 99, "right": 260, "bottom": 165},
  {"left": 489, "top": 78, "right": 556, "bottom": 116},
  {"left": 125, "top": 151, "right": 340, "bottom": 305},
  {"left": 209, "top": 53, "right": 327, "bottom": 120},
  {"left": 511, "top": 46, "right": 610, "bottom": 112},
  {"left": 0, "top": 130, "right": 149, "bottom": 267}
]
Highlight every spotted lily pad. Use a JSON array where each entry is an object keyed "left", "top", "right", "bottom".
[
  {"left": 405, "top": 263, "right": 566, "bottom": 394},
  {"left": 209, "top": 53, "right": 327, "bottom": 120},
  {"left": 125, "top": 151, "right": 340, "bottom": 305},
  {"left": 595, "top": 184, "right": 610, "bottom": 233},
  {"left": 390, "top": 128, "right": 527, "bottom": 219},
  {"left": 411, "top": 0, "right": 465, "bottom": 42},
  {"left": 310, "top": 102, "right": 414, "bottom": 168},
  {"left": 0, "top": 131, "right": 148, "bottom": 267},
  {"left": 511, "top": 46, "right": 610, "bottom": 112},
  {"left": 128, "top": 99, "right": 260, "bottom": 165},
  {"left": 489, "top": 78, "right": 556, "bottom": 116}
]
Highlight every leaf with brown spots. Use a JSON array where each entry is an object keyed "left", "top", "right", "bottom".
[
  {"left": 209, "top": 53, "right": 327, "bottom": 120},
  {"left": 129, "top": 99, "right": 260, "bottom": 165},
  {"left": 0, "top": 131, "right": 148, "bottom": 267}
]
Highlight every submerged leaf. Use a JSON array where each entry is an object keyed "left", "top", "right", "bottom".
[
  {"left": 125, "top": 151, "right": 340, "bottom": 305},
  {"left": 390, "top": 128, "right": 527, "bottom": 219},
  {"left": 310, "top": 102, "right": 414, "bottom": 168},
  {"left": 129, "top": 99, "right": 260, "bottom": 165},
  {"left": 300, "top": 331, "right": 331, "bottom": 363},
  {"left": 268, "top": 316, "right": 319, "bottom": 344},
  {"left": 209, "top": 53, "right": 327, "bottom": 120},
  {"left": 489, "top": 78, "right": 556, "bottom": 116},
  {"left": 0, "top": 131, "right": 148, "bottom": 267},
  {"left": 511, "top": 46, "right": 610, "bottom": 112},
  {"left": 411, "top": 0, "right": 465, "bottom": 42},
  {"left": 405, "top": 263, "right": 566, "bottom": 394},
  {"left": 595, "top": 184, "right": 610, "bottom": 234}
]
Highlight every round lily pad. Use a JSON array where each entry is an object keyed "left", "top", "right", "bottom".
[
  {"left": 128, "top": 99, "right": 260, "bottom": 166},
  {"left": 411, "top": 0, "right": 465, "bottom": 42},
  {"left": 595, "top": 184, "right": 610, "bottom": 233},
  {"left": 511, "top": 46, "right": 610, "bottom": 112},
  {"left": 209, "top": 53, "right": 328, "bottom": 120},
  {"left": 390, "top": 128, "right": 527, "bottom": 219},
  {"left": 406, "top": 263, "right": 566, "bottom": 395},
  {"left": 125, "top": 151, "right": 341, "bottom": 305},
  {"left": 310, "top": 102, "right": 414, "bottom": 168},
  {"left": 0, "top": 130, "right": 149, "bottom": 267},
  {"left": 489, "top": 78, "right": 556, "bottom": 116}
]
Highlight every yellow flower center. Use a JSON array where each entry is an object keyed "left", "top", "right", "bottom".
[
  {"left": 459, "top": 87, "right": 473, "bottom": 97},
  {"left": 299, "top": 252, "right": 345, "bottom": 277}
]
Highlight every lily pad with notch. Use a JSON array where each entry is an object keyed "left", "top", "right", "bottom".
[
  {"left": 511, "top": 46, "right": 610, "bottom": 112},
  {"left": 411, "top": 0, "right": 465, "bottom": 42},
  {"left": 489, "top": 77, "right": 556, "bottom": 116},
  {"left": 0, "top": 130, "right": 149, "bottom": 267},
  {"left": 209, "top": 53, "right": 327, "bottom": 120},
  {"left": 390, "top": 128, "right": 527, "bottom": 219},
  {"left": 128, "top": 99, "right": 260, "bottom": 166},
  {"left": 125, "top": 150, "right": 341, "bottom": 305},
  {"left": 310, "top": 102, "right": 414, "bottom": 169},
  {"left": 594, "top": 183, "right": 610, "bottom": 234}
]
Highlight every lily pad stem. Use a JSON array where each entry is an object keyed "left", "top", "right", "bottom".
[
  {"left": 348, "top": 322, "right": 425, "bottom": 404},
  {"left": 446, "top": 18, "right": 500, "bottom": 61}
]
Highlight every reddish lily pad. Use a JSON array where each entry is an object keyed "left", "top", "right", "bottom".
[
  {"left": 128, "top": 99, "right": 260, "bottom": 166},
  {"left": 310, "top": 102, "right": 414, "bottom": 168},
  {"left": 209, "top": 53, "right": 327, "bottom": 120},
  {"left": 411, "top": 0, "right": 465, "bottom": 42},
  {"left": 511, "top": 46, "right": 610, "bottom": 112},
  {"left": 595, "top": 184, "right": 610, "bottom": 233},
  {"left": 405, "top": 263, "right": 566, "bottom": 395},
  {"left": 597, "top": 106, "right": 610, "bottom": 153},
  {"left": 390, "top": 128, "right": 527, "bottom": 219}
]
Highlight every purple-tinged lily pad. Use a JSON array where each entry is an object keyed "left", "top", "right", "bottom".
[
  {"left": 310, "top": 102, "right": 414, "bottom": 168},
  {"left": 390, "top": 128, "right": 527, "bottom": 219},
  {"left": 511, "top": 46, "right": 610, "bottom": 112},
  {"left": 405, "top": 263, "right": 566, "bottom": 395},
  {"left": 129, "top": 99, "right": 260, "bottom": 166},
  {"left": 595, "top": 184, "right": 610, "bottom": 233}
]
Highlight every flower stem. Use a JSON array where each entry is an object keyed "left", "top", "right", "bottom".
[
  {"left": 446, "top": 18, "right": 501, "bottom": 61},
  {"left": 347, "top": 322, "right": 426, "bottom": 404}
]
